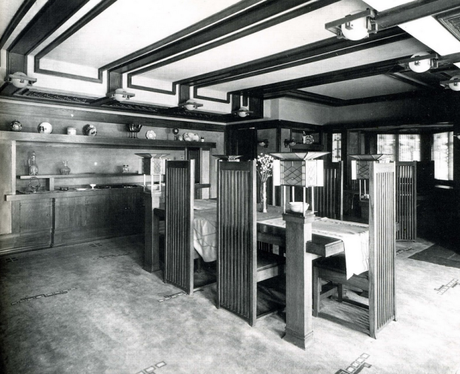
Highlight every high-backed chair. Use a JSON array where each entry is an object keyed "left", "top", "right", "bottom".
[
  {"left": 313, "top": 161, "right": 343, "bottom": 220},
  {"left": 312, "top": 162, "right": 396, "bottom": 338},
  {"left": 164, "top": 160, "right": 195, "bottom": 294},
  {"left": 217, "top": 160, "right": 285, "bottom": 326}
]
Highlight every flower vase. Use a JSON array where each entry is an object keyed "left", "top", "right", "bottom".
[
  {"left": 60, "top": 160, "right": 71, "bottom": 175},
  {"left": 260, "top": 181, "right": 267, "bottom": 213}
]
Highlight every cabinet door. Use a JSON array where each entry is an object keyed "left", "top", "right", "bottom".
[
  {"left": 110, "top": 190, "right": 143, "bottom": 235},
  {"left": 9, "top": 200, "right": 53, "bottom": 251},
  {"left": 53, "top": 196, "right": 87, "bottom": 246}
]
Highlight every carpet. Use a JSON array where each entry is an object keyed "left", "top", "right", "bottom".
[{"left": 409, "top": 244, "right": 460, "bottom": 269}]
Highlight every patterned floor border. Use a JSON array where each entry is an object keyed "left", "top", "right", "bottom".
[
  {"left": 158, "top": 292, "right": 186, "bottom": 303},
  {"left": 435, "top": 278, "right": 458, "bottom": 295},
  {"left": 10, "top": 287, "right": 78, "bottom": 305},
  {"left": 335, "top": 353, "right": 371, "bottom": 374},
  {"left": 136, "top": 361, "right": 167, "bottom": 373}
]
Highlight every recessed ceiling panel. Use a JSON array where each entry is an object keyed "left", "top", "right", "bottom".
[
  {"left": 299, "top": 74, "right": 419, "bottom": 100},
  {"left": 42, "top": 0, "right": 242, "bottom": 68},
  {"left": 204, "top": 38, "right": 427, "bottom": 94},
  {"left": 137, "top": 0, "right": 365, "bottom": 83}
]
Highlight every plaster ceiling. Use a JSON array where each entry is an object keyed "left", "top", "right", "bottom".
[{"left": 1, "top": 0, "right": 459, "bottom": 123}]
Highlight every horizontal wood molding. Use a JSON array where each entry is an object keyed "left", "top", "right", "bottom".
[
  {"left": 0, "top": 131, "right": 217, "bottom": 150},
  {"left": 0, "top": 98, "right": 227, "bottom": 131}
]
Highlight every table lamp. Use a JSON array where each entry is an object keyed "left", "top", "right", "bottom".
[{"left": 270, "top": 152, "right": 329, "bottom": 215}]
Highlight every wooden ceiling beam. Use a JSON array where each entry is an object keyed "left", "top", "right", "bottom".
[
  {"left": 376, "top": 0, "right": 460, "bottom": 29},
  {"left": 182, "top": 28, "right": 409, "bottom": 88},
  {"left": 110, "top": 0, "right": 333, "bottom": 74},
  {"left": 8, "top": 0, "right": 90, "bottom": 55}
]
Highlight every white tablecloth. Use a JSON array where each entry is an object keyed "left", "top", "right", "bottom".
[{"left": 258, "top": 216, "right": 369, "bottom": 279}]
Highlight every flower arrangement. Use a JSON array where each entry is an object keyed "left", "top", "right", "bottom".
[{"left": 256, "top": 153, "right": 274, "bottom": 183}]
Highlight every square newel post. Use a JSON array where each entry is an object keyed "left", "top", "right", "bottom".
[{"left": 283, "top": 211, "right": 315, "bottom": 349}]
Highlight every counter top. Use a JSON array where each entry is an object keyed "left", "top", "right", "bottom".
[{"left": 5, "top": 185, "right": 144, "bottom": 201}]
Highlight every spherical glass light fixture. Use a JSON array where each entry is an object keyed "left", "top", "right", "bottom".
[
  {"left": 341, "top": 15, "right": 369, "bottom": 41},
  {"left": 448, "top": 75, "right": 460, "bottom": 91},
  {"left": 9, "top": 72, "right": 36, "bottom": 88},
  {"left": 408, "top": 53, "right": 431, "bottom": 73}
]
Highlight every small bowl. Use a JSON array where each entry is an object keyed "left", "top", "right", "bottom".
[{"left": 289, "top": 201, "right": 309, "bottom": 213}]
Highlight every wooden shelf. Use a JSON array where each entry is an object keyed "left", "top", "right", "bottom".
[
  {"left": 17, "top": 173, "right": 141, "bottom": 191},
  {"left": 18, "top": 173, "right": 139, "bottom": 179},
  {"left": 290, "top": 143, "right": 324, "bottom": 151},
  {"left": 0, "top": 131, "right": 216, "bottom": 149}
]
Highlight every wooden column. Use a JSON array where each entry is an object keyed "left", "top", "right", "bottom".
[{"left": 283, "top": 211, "right": 315, "bottom": 349}]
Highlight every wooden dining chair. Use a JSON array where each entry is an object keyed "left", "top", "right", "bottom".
[
  {"left": 313, "top": 161, "right": 343, "bottom": 220},
  {"left": 217, "top": 160, "right": 285, "bottom": 326},
  {"left": 312, "top": 162, "right": 396, "bottom": 338},
  {"left": 164, "top": 160, "right": 195, "bottom": 294}
]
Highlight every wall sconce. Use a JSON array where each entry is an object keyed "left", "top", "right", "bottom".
[
  {"left": 325, "top": 8, "right": 377, "bottom": 41},
  {"left": 8, "top": 72, "right": 37, "bottom": 88},
  {"left": 284, "top": 139, "right": 297, "bottom": 148},
  {"left": 111, "top": 88, "right": 135, "bottom": 101},
  {"left": 235, "top": 107, "right": 253, "bottom": 117},
  {"left": 407, "top": 52, "right": 438, "bottom": 73},
  {"left": 180, "top": 99, "right": 203, "bottom": 110},
  {"left": 233, "top": 95, "right": 253, "bottom": 117},
  {"left": 440, "top": 75, "right": 460, "bottom": 91},
  {"left": 257, "top": 139, "right": 269, "bottom": 148}
]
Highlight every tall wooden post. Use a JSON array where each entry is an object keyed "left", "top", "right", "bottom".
[{"left": 283, "top": 211, "right": 315, "bottom": 349}]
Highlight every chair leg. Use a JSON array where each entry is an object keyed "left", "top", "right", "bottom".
[
  {"left": 337, "top": 284, "right": 343, "bottom": 302},
  {"left": 312, "top": 267, "right": 320, "bottom": 317}
]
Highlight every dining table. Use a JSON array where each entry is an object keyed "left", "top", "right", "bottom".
[{"left": 148, "top": 201, "right": 369, "bottom": 349}]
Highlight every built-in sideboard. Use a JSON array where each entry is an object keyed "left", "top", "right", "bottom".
[{"left": 0, "top": 131, "right": 215, "bottom": 255}]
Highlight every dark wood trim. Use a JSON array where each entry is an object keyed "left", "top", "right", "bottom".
[
  {"left": 225, "top": 119, "right": 324, "bottom": 132},
  {"left": 0, "top": 97, "right": 227, "bottom": 131},
  {"left": 194, "top": 92, "right": 231, "bottom": 104},
  {"left": 0, "top": 131, "right": 217, "bottom": 149},
  {"left": 241, "top": 55, "right": 415, "bottom": 96},
  {"left": 132, "top": 0, "right": 339, "bottom": 83},
  {"left": 101, "top": 0, "right": 264, "bottom": 72},
  {"left": 376, "top": 0, "right": 460, "bottom": 29},
  {"left": 271, "top": 90, "right": 346, "bottom": 106},
  {"left": 34, "top": 0, "right": 116, "bottom": 81},
  {"left": 184, "top": 28, "right": 409, "bottom": 88},
  {"left": 0, "top": 0, "right": 36, "bottom": 50},
  {"left": 110, "top": 0, "right": 331, "bottom": 75},
  {"left": 32, "top": 67, "right": 102, "bottom": 83},
  {"left": 9, "top": 0, "right": 91, "bottom": 55},
  {"left": 127, "top": 74, "right": 177, "bottom": 96}
]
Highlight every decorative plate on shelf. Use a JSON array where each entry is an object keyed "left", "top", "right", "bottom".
[
  {"left": 37, "top": 122, "right": 52, "bottom": 134},
  {"left": 183, "top": 132, "right": 199, "bottom": 141},
  {"left": 83, "top": 124, "right": 97, "bottom": 136},
  {"left": 145, "top": 130, "right": 156, "bottom": 139}
]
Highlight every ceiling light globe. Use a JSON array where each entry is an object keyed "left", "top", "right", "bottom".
[
  {"left": 237, "top": 107, "right": 249, "bottom": 117},
  {"left": 113, "top": 88, "right": 126, "bottom": 102},
  {"left": 448, "top": 76, "right": 460, "bottom": 91},
  {"left": 341, "top": 16, "right": 368, "bottom": 41},
  {"left": 10, "top": 72, "right": 29, "bottom": 88},
  {"left": 184, "top": 101, "right": 196, "bottom": 110},
  {"left": 408, "top": 53, "right": 431, "bottom": 73}
]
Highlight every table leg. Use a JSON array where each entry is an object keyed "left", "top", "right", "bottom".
[{"left": 283, "top": 213, "right": 315, "bottom": 349}]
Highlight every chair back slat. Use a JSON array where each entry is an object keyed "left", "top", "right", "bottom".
[
  {"left": 369, "top": 162, "right": 396, "bottom": 338},
  {"left": 396, "top": 162, "right": 417, "bottom": 241},
  {"left": 217, "top": 161, "right": 257, "bottom": 325},
  {"left": 164, "top": 160, "right": 195, "bottom": 294},
  {"left": 312, "top": 161, "right": 343, "bottom": 219}
]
